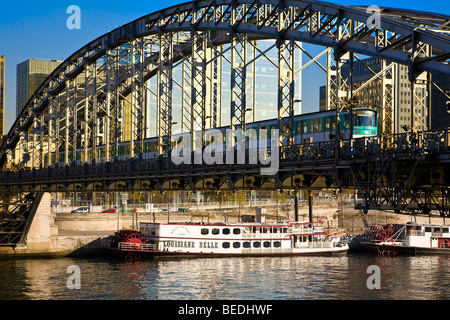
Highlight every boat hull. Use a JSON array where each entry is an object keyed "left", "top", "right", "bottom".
[
  {"left": 363, "top": 242, "right": 450, "bottom": 255},
  {"left": 105, "top": 247, "right": 349, "bottom": 259}
]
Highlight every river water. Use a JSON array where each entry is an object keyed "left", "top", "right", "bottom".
[{"left": 0, "top": 254, "right": 448, "bottom": 301}]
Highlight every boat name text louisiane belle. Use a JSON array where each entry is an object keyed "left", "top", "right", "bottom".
[{"left": 162, "top": 240, "right": 219, "bottom": 249}]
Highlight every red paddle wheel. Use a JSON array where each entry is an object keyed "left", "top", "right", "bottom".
[
  {"left": 113, "top": 230, "right": 147, "bottom": 248},
  {"left": 364, "top": 224, "right": 400, "bottom": 255},
  {"left": 111, "top": 230, "right": 149, "bottom": 260}
]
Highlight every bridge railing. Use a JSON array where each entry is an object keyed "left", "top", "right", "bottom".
[{"left": 1, "top": 129, "right": 450, "bottom": 185}]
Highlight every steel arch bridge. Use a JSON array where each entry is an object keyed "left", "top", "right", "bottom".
[{"left": 1, "top": 0, "right": 450, "bottom": 247}]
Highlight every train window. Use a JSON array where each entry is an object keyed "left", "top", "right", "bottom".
[
  {"left": 302, "top": 121, "right": 308, "bottom": 134},
  {"left": 310, "top": 118, "right": 322, "bottom": 133},
  {"left": 344, "top": 115, "right": 350, "bottom": 129},
  {"left": 325, "top": 117, "right": 331, "bottom": 131},
  {"left": 295, "top": 121, "right": 302, "bottom": 134},
  {"left": 353, "top": 110, "right": 377, "bottom": 127},
  {"left": 221, "top": 131, "right": 226, "bottom": 143}
]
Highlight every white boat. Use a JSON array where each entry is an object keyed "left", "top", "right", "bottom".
[
  {"left": 108, "top": 220, "right": 349, "bottom": 257},
  {"left": 361, "top": 222, "right": 450, "bottom": 255}
]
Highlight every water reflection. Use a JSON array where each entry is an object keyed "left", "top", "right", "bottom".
[{"left": 0, "top": 255, "right": 448, "bottom": 300}]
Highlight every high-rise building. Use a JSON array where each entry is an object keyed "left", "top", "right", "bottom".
[
  {"left": 431, "top": 72, "right": 450, "bottom": 130},
  {"left": 146, "top": 40, "right": 302, "bottom": 138},
  {"left": 0, "top": 55, "right": 5, "bottom": 136},
  {"left": 16, "top": 59, "right": 61, "bottom": 117},
  {"left": 220, "top": 40, "right": 302, "bottom": 126}
]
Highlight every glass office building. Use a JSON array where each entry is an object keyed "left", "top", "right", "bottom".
[
  {"left": 221, "top": 40, "right": 302, "bottom": 126},
  {"left": 145, "top": 39, "right": 302, "bottom": 138},
  {"left": 16, "top": 59, "right": 61, "bottom": 117}
]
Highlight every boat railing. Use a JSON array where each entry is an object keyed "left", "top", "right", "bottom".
[
  {"left": 291, "top": 227, "right": 324, "bottom": 234},
  {"left": 242, "top": 232, "right": 286, "bottom": 239},
  {"left": 118, "top": 242, "right": 156, "bottom": 251},
  {"left": 407, "top": 230, "right": 424, "bottom": 236},
  {"left": 296, "top": 241, "right": 333, "bottom": 249}
]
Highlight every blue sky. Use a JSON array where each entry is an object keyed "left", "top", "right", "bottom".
[{"left": 0, "top": 0, "right": 449, "bottom": 133}]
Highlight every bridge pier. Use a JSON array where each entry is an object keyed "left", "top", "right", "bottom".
[{"left": 25, "top": 193, "right": 58, "bottom": 247}]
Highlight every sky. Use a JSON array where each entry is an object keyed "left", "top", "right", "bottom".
[{"left": 0, "top": 0, "right": 449, "bottom": 134}]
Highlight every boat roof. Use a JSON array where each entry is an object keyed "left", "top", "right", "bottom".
[{"left": 140, "top": 220, "right": 324, "bottom": 227}]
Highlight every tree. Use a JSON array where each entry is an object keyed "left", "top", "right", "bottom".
[{"left": 235, "top": 190, "right": 247, "bottom": 221}]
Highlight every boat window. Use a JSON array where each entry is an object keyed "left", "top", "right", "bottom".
[
  {"left": 243, "top": 242, "right": 251, "bottom": 248},
  {"left": 233, "top": 228, "right": 241, "bottom": 235},
  {"left": 233, "top": 242, "right": 241, "bottom": 248},
  {"left": 262, "top": 228, "right": 268, "bottom": 233},
  {"left": 274, "top": 241, "right": 281, "bottom": 248},
  {"left": 425, "top": 227, "right": 432, "bottom": 232},
  {"left": 443, "top": 228, "right": 449, "bottom": 233},
  {"left": 263, "top": 241, "right": 271, "bottom": 248},
  {"left": 253, "top": 242, "right": 261, "bottom": 248},
  {"left": 433, "top": 227, "right": 441, "bottom": 233},
  {"left": 222, "top": 242, "right": 230, "bottom": 249},
  {"left": 201, "top": 228, "right": 209, "bottom": 235},
  {"left": 212, "top": 228, "right": 220, "bottom": 235},
  {"left": 272, "top": 228, "right": 278, "bottom": 233},
  {"left": 223, "top": 228, "right": 230, "bottom": 235}
]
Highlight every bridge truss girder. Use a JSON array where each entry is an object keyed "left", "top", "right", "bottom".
[{"left": 0, "top": 1, "right": 450, "bottom": 246}]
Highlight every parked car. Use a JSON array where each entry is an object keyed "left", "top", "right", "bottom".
[
  {"left": 160, "top": 208, "right": 168, "bottom": 212},
  {"left": 102, "top": 208, "right": 116, "bottom": 213},
  {"left": 178, "top": 208, "right": 189, "bottom": 212},
  {"left": 71, "top": 207, "right": 89, "bottom": 213}
]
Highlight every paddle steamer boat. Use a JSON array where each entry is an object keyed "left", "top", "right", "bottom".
[
  {"left": 361, "top": 222, "right": 450, "bottom": 255},
  {"left": 108, "top": 220, "right": 349, "bottom": 257}
]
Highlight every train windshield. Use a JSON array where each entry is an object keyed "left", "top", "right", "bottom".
[{"left": 353, "top": 110, "right": 376, "bottom": 127}]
